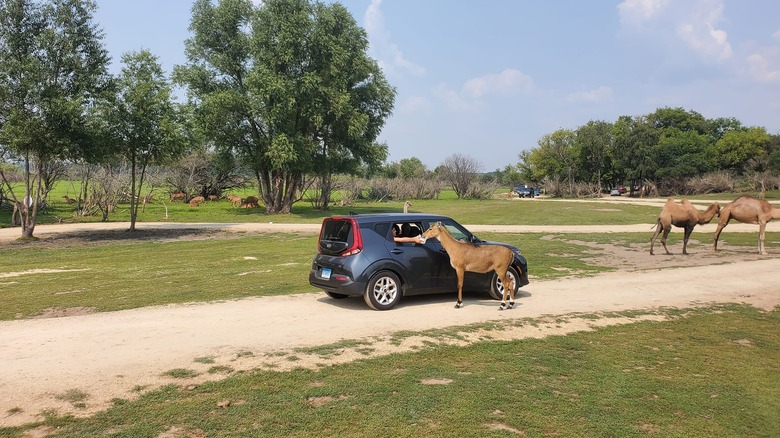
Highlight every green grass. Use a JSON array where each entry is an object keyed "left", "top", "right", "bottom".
[
  {"left": 2, "top": 188, "right": 778, "bottom": 435},
  {"left": 4, "top": 182, "right": 777, "bottom": 228},
  {"left": 3, "top": 305, "right": 777, "bottom": 437},
  {"left": 2, "top": 229, "right": 778, "bottom": 321},
  {"left": 2, "top": 183, "right": 670, "bottom": 227}
]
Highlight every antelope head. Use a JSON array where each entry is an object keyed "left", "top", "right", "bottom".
[{"left": 422, "top": 221, "right": 443, "bottom": 239}]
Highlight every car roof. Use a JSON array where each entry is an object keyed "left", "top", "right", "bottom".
[{"left": 327, "top": 213, "right": 451, "bottom": 224}]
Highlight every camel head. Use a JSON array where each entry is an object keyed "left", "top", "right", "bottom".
[{"left": 699, "top": 202, "right": 720, "bottom": 224}]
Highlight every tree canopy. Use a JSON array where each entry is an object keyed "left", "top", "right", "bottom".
[
  {"left": 0, "top": 0, "right": 111, "bottom": 237},
  {"left": 519, "top": 106, "right": 778, "bottom": 195},
  {"left": 174, "top": 0, "right": 395, "bottom": 213}
]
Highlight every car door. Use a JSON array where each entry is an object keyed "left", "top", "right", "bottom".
[
  {"left": 417, "top": 218, "right": 476, "bottom": 291},
  {"left": 383, "top": 221, "right": 447, "bottom": 293}
]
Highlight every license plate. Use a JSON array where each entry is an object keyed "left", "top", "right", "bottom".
[{"left": 321, "top": 267, "right": 332, "bottom": 280}]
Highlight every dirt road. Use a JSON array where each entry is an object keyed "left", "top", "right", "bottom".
[{"left": 1, "top": 220, "right": 779, "bottom": 427}]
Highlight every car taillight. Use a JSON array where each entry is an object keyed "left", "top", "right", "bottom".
[
  {"left": 342, "top": 247, "right": 361, "bottom": 256},
  {"left": 340, "top": 217, "right": 363, "bottom": 256}
]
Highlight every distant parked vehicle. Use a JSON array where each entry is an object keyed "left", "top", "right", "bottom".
[
  {"left": 610, "top": 188, "right": 621, "bottom": 196},
  {"left": 514, "top": 185, "right": 538, "bottom": 198}
]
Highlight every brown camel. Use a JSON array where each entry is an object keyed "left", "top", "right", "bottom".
[
  {"left": 650, "top": 198, "right": 720, "bottom": 255},
  {"left": 713, "top": 195, "right": 780, "bottom": 255}
]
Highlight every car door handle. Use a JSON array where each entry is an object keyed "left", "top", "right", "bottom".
[{"left": 390, "top": 249, "right": 404, "bottom": 254}]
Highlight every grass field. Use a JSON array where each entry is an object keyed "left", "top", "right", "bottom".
[
  {"left": 1, "top": 186, "right": 778, "bottom": 436},
  {"left": 2, "top": 183, "right": 777, "bottom": 227},
  {"left": 2, "top": 229, "right": 777, "bottom": 321},
  {"left": 1, "top": 306, "right": 777, "bottom": 437}
]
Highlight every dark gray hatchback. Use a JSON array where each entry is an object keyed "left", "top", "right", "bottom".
[{"left": 308, "top": 213, "right": 530, "bottom": 310}]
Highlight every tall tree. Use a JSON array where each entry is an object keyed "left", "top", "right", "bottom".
[
  {"left": 654, "top": 128, "right": 715, "bottom": 179},
  {"left": 175, "top": 0, "right": 394, "bottom": 214},
  {"left": 439, "top": 153, "right": 483, "bottom": 199},
  {"left": 612, "top": 115, "right": 659, "bottom": 191},
  {"left": 714, "top": 127, "right": 770, "bottom": 174},
  {"left": 0, "top": 0, "right": 110, "bottom": 237},
  {"left": 95, "top": 50, "right": 182, "bottom": 231},
  {"left": 576, "top": 120, "right": 613, "bottom": 193}
]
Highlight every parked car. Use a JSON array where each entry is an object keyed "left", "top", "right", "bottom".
[
  {"left": 309, "top": 213, "right": 530, "bottom": 310},
  {"left": 514, "top": 185, "right": 538, "bottom": 198},
  {"left": 610, "top": 188, "right": 621, "bottom": 196}
]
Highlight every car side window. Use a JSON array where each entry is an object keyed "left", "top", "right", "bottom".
[
  {"left": 440, "top": 220, "right": 469, "bottom": 241},
  {"left": 375, "top": 223, "right": 392, "bottom": 240}
]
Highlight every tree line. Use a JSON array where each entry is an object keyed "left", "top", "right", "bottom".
[
  {"left": 0, "top": 0, "right": 394, "bottom": 238},
  {"left": 510, "top": 107, "right": 780, "bottom": 197}
]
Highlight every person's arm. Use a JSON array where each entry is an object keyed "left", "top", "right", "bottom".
[{"left": 394, "top": 236, "right": 424, "bottom": 244}]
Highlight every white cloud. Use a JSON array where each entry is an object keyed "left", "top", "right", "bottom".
[
  {"left": 432, "top": 69, "right": 535, "bottom": 111},
  {"left": 747, "top": 52, "right": 780, "bottom": 83},
  {"left": 364, "top": 0, "right": 425, "bottom": 77},
  {"left": 400, "top": 96, "right": 431, "bottom": 112},
  {"left": 674, "top": 2, "right": 732, "bottom": 61},
  {"left": 566, "top": 86, "right": 614, "bottom": 104},
  {"left": 617, "top": 0, "right": 669, "bottom": 29},
  {"left": 433, "top": 83, "right": 471, "bottom": 111},
  {"left": 617, "top": 0, "right": 732, "bottom": 63},
  {"left": 462, "top": 69, "right": 534, "bottom": 98}
]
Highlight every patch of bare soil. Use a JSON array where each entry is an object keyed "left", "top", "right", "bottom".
[{"left": 0, "top": 228, "right": 232, "bottom": 249}]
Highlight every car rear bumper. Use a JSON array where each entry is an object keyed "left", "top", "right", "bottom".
[{"left": 309, "top": 267, "right": 366, "bottom": 296}]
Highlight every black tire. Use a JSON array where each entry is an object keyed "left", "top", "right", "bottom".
[
  {"left": 364, "top": 270, "right": 402, "bottom": 310},
  {"left": 489, "top": 266, "right": 519, "bottom": 300},
  {"left": 325, "top": 291, "right": 349, "bottom": 299}
]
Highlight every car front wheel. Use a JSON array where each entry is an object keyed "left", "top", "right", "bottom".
[
  {"left": 489, "top": 266, "right": 519, "bottom": 300},
  {"left": 364, "top": 271, "right": 402, "bottom": 310}
]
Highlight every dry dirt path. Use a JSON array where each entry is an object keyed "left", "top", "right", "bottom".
[
  {"left": 1, "top": 219, "right": 779, "bottom": 427},
  {"left": 1, "top": 219, "right": 779, "bottom": 241}
]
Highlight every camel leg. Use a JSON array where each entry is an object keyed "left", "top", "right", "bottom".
[
  {"left": 758, "top": 222, "right": 766, "bottom": 255},
  {"left": 682, "top": 225, "right": 694, "bottom": 255},
  {"left": 660, "top": 227, "right": 672, "bottom": 255},
  {"left": 649, "top": 222, "right": 662, "bottom": 255},
  {"left": 713, "top": 215, "right": 731, "bottom": 252}
]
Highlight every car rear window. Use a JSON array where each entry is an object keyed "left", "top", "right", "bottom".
[{"left": 319, "top": 219, "right": 355, "bottom": 255}]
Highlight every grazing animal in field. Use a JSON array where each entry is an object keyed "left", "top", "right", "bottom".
[
  {"left": 240, "top": 195, "right": 259, "bottom": 208},
  {"left": 227, "top": 194, "right": 242, "bottom": 207},
  {"left": 62, "top": 195, "right": 76, "bottom": 205},
  {"left": 650, "top": 198, "right": 720, "bottom": 255},
  {"left": 189, "top": 196, "right": 205, "bottom": 207},
  {"left": 170, "top": 192, "right": 187, "bottom": 202},
  {"left": 714, "top": 195, "right": 780, "bottom": 255},
  {"left": 422, "top": 221, "right": 517, "bottom": 309},
  {"left": 208, "top": 195, "right": 219, "bottom": 201}
]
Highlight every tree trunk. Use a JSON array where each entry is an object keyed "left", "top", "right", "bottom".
[
  {"left": 319, "top": 173, "right": 332, "bottom": 211},
  {"left": 129, "top": 151, "right": 137, "bottom": 232}
]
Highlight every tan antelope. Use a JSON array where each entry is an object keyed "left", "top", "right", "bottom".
[{"left": 422, "top": 221, "right": 517, "bottom": 309}]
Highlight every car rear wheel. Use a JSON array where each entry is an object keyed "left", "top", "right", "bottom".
[
  {"left": 364, "top": 271, "right": 402, "bottom": 310},
  {"left": 489, "top": 266, "right": 519, "bottom": 300}
]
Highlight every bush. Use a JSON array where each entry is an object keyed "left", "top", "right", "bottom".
[{"left": 685, "top": 172, "right": 735, "bottom": 194}]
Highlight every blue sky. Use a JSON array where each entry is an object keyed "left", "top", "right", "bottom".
[{"left": 94, "top": 0, "right": 780, "bottom": 171}]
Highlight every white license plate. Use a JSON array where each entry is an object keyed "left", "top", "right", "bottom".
[{"left": 321, "top": 267, "right": 332, "bottom": 280}]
